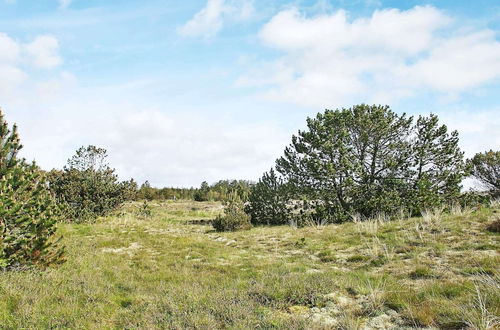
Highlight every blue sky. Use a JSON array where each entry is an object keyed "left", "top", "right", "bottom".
[{"left": 1, "top": 0, "right": 499, "bottom": 187}]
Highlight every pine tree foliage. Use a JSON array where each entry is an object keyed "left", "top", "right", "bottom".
[
  {"left": 137, "top": 180, "right": 155, "bottom": 200},
  {"left": 347, "top": 105, "right": 413, "bottom": 217},
  {"left": 194, "top": 181, "right": 210, "bottom": 201},
  {"left": 275, "top": 104, "right": 466, "bottom": 223},
  {"left": 468, "top": 150, "right": 500, "bottom": 197},
  {"left": 137, "top": 200, "right": 152, "bottom": 219},
  {"left": 209, "top": 180, "right": 252, "bottom": 202},
  {"left": 246, "top": 168, "right": 289, "bottom": 225},
  {"left": 48, "top": 145, "right": 133, "bottom": 222},
  {"left": 410, "top": 114, "right": 466, "bottom": 211},
  {"left": 0, "top": 110, "right": 64, "bottom": 269}
]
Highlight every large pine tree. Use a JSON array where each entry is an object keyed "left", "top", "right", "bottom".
[
  {"left": 0, "top": 109, "right": 64, "bottom": 269},
  {"left": 275, "top": 105, "right": 466, "bottom": 222}
]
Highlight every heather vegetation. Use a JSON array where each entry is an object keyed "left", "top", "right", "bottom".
[{"left": 0, "top": 105, "right": 498, "bottom": 329}]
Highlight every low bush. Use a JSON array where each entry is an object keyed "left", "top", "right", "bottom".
[
  {"left": 137, "top": 201, "right": 152, "bottom": 219},
  {"left": 486, "top": 218, "right": 500, "bottom": 233},
  {"left": 458, "top": 191, "right": 491, "bottom": 209},
  {"left": 212, "top": 193, "right": 251, "bottom": 232}
]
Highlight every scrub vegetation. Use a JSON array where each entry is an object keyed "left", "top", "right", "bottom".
[
  {"left": 0, "top": 105, "right": 499, "bottom": 329},
  {"left": 0, "top": 200, "right": 498, "bottom": 328}
]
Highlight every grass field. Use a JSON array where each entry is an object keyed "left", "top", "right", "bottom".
[{"left": 0, "top": 200, "right": 498, "bottom": 329}]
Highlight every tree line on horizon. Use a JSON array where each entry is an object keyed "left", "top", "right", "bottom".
[
  {"left": 136, "top": 179, "right": 253, "bottom": 203},
  {"left": 0, "top": 105, "right": 498, "bottom": 269}
]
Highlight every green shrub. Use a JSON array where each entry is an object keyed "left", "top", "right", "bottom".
[
  {"left": 457, "top": 191, "right": 491, "bottom": 208},
  {"left": 212, "top": 193, "right": 251, "bottom": 232},
  {"left": 137, "top": 201, "right": 152, "bottom": 219},
  {"left": 246, "top": 168, "right": 290, "bottom": 226},
  {"left": 194, "top": 181, "right": 210, "bottom": 202},
  {"left": 0, "top": 110, "right": 64, "bottom": 269},
  {"left": 48, "top": 146, "right": 135, "bottom": 222},
  {"left": 137, "top": 180, "right": 155, "bottom": 201}
]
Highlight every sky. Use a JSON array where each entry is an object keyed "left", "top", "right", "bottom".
[{"left": 0, "top": 0, "right": 499, "bottom": 187}]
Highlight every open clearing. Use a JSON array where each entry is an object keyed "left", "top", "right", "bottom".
[{"left": 0, "top": 201, "right": 498, "bottom": 329}]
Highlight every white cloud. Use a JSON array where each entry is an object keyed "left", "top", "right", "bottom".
[
  {"left": 24, "top": 35, "right": 62, "bottom": 68},
  {"left": 11, "top": 80, "right": 498, "bottom": 188},
  {"left": 438, "top": 108, "right": 500, "bottom": 158},
  {"left": 34, "top": 71, "right": 77, "bottom": 102},
  {"left": 409, "top": 30, "right": 500, "bottom": 91},
  {"left": 178, "top": 0, "right": 254, "bottom": 38},
  {"left": 0, "top": 32, "right": 21, "bottom": 63},
  {"left": 0, "top": 28, "right": 288, "bottom": 187},
  {"left": 0, "top": 32, "right": 62, "bottom": 72},
  {"left": 58, "top": 0, "right": 71, "bottom": 10},
  {"left": 240, "top": 5, "right": 500, "bottom": 108},
  {"left": 0, "top": 33, "right": 26, "bottom": 95},
  {"left": 104, "top": 110, "right": 286, "bottom": 186},
  {"left": 0, "top": 65, "right": 27, "bottom": 96},
  {"left": 15, "top": 103, "right": 288, "bottom": 187},
  {"left": 1, "top": 5, "right": 497, "bottom": 190},
  {"left": 260, "top": 7, "right": 449, "bottom": 54},
  {"left": 0, "top": 32, "right": 64, "bottom": 104}
]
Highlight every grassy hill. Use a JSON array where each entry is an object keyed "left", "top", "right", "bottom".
[{"left": 0, "top": 200, "right": 498, "bottom": 329}]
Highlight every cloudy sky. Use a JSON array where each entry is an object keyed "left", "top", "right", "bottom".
[{"left": 1, "top": 0, "right": 499, "bottom": 187}]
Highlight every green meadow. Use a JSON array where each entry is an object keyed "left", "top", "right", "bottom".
[{"left": 1, "top": 200, "right": 498, "bottom": 329}]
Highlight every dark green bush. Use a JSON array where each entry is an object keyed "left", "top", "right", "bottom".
[
  {"left": 246, "top": 168, "right": 290, "bottom": 226},
  {"left": 194, "top": 181, "right": 210, "bottom": 201},
  {"left": 48, "top": 146, "right": 135, "bottom": 222}
]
